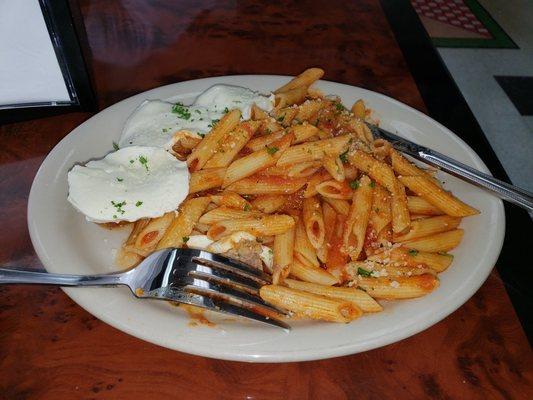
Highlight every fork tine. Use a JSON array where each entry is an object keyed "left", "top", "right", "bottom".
[
  {"left": 188, "top": 269, "right": 260, "bottom": 296},
  {"left": 184, "top": 283, "right": 287, "bottom": 317},
  {"left": 150, "top": 288, "right": 290, "bottom": 330},
  {"left": 210, "top": 300, "right": 290, "bottom": 331},
  {"left": 193, "top": 253, "right": 272, "bottom": 285}
]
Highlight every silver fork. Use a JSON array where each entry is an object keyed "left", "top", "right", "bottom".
[
  {"left": 367, "top": 124, "right": 533, "bottom": 212},
  {"left": 0, "top": 248, "right": 290, "bottom": 330}
]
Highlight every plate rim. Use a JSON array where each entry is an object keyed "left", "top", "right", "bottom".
[{"left": 27, "top": 75, "right": 505, "bottom": 362}]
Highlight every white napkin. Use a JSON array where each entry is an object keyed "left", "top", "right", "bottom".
[{"left": 0, "top": 0, "right": 71, "bottom": 107}]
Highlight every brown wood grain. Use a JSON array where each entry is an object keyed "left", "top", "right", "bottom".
[{"left": 0, "top": 1, "right": 531, "bottom": 399}]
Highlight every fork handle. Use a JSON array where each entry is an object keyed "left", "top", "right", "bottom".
[
  {"left": 0, "top": 267, "right": 126, "bottom": 286},
  {"left": 411, "top": 149, "right": 533, "bottom": 211}
]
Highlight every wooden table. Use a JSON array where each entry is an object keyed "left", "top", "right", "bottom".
[{"left": 0, "top": 1, "right": 531, "bottom": 398}]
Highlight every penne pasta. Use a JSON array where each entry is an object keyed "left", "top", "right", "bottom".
[
  {"left": 277, "top": 135, "right": 351, "bottom": 167},
  {"left": 356, "top": 274, "right": 439, "bottom": 299},
  {"left": 133, "top": 212, "right": 175, "bottom": 254},
  {"left": 367, "top": 246, "right": 454, "bottom": 273},
  {"left": 316, "top": 180, "right": 353, "bottom": 200},
  {"left": 402, "top": 229, "right": 464, "bottom": 252},
  {"left": 272, "top": 225, "right": 295, "bottom": 284},
  {"left": 284, "top": 278, "right": 382, "bottom": 313},
  {"left": 273, "top": 106, "right": 298, "bottom": 126},
  {"left": 323, "top": 154, "right": 345, "bottom": 182},
  {"left": 407, "top": 196, "right": 444, "bottom": 215},
  {"left": 187, "top": 109, "right": 241, "bottom": 171},
  {"left": 287, "top": 161, "right": 322, "bottom": 178},
  {"left": 157, "top": 197, "right": 211, "bottom": 249},
  {"left": 399, "top": 176, "right": 479, "bottom": 217},
  {"left": 204, "top": 121, "right": 259, "bottom": 168},
  {"left": 369, "top": 184, "right": 392, "bottom": 237},
  {"left": 391, "top": 179, "right": 411, "bottom": 234},
  {"left": 325, "top": 213, "right": 349, "bottom": 278},
  {"left": 294, "top": 217, "right": 320, "bottom": 268},
  {"left": 223, "top": 133, "right": 293, "bottom": 187},
  {"left": 290, "top": 260, "right": 338, "bottom": 286},
  {"left": 274, "top": 67, "right": 324, "bottom": 93},
  {"left": 251, "top": 194, "right": 288, "bottom": 213},
  {"left": 207, "top": 214, "right": 295, "bottom": 240},
  {"left": 303, "top": 196, "right": 325, "bottom": 249},
  {"left": 245, "top": 130, "right": 286, "bottom": 152},
  {"left": 393, "top": 215, "right": 461, "bottom": 242},
  {"left": 351, "top": 99, "right": 366, "bottom": 119},
  {"left": 317, "top": 202, "right": 336, "bottom": 262},
  {"left": 321, "top": 197, "right": 350, "bottom": 215},
  {"left": 259, "top": 285, "right": 362, "bottom": 322},
  {"left": 274, "top": 86, "right": 307, "bottom": 108},
  {"left": 349, "top": 150, "right": 395, "bottom": 191},
  {"left": 390, "top": 149, "right": 433, "bottom": 180},
  {"left": 225, "top": 175, "right": 307, "bottom": 195},
  {"left": 304, "top": 170, "right": 332, "bottom": 198},
  {"left": 189, "top": 167, "right": 226, "bottom": 194},
  {"left": 219, "top": 191, "right": 252, "bottom": 210},
  {"left": 344, "top": 175, "right": 373, "bottom": 260},
  {"left": 291, "top": 123, "right": 320, "bottom": 143},
  {"left": 251, "top": 104, "right": 269, "bottom": 120},
  {"left": 296, "top": 99, "right": 327, "bottom": 123},
  {"left": 198, "top": 206, "right": 263, "bottom": 225}
]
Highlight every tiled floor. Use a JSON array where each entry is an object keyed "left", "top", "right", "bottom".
[{"left": 415, "top": 0, "right": 533, "bottom": 191}]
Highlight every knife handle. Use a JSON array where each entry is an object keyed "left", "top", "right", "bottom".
[{"left": 414, "top": 149, "right": 533, "bottom": 212}]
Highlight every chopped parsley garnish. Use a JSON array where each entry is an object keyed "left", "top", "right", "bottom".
[
  {"left": 369, "top": 181, "right": 376, "bottom": 188},
  {"left": 182, "top": 236, "right": 190, "bottom": 243},
  {"left": 113, "top": 214, "right": 117, "bottom": 219},
  {"left": 335, "top": 103, "right": 345, "bottom": 111},
  {"left": 408, "top": 249, "right": 419, "bottom": 256},
  {"left": 277, "top": 115, "right": 285, "bottom": 122},
  {"left": 129, "top": 160, "right": 135, "bottom": 164},
  {"left": 223, "top": 107, "right": 229, "bottom": 114},
  {"left": 112, "top": 141, "right": 119, "bottom": 151},
  {"left": 162, "top": 128, "right": 169, "bottom": 133},
  {"left": 171, "top": 103, "right": 191, "bottom": 120},
  {"left": 268, "top": 249, "right": 273, "bottom": 255},
  {"left": 111, "top": 200, "right": 126, "bottom": 215},
  {"left": 208, "top": 119, "right": 220, "bottom": 128},
  {"left": 135, "top": 201, "right": 143, "bottom": 207},
  {"left": 195, "top": 109, "right": 201, "bottom": 114},
  {"left": 339, "top": 149, "right": 349, "bottom": 163},
  {"left": 357, "top": 267, "right": 372, "bottom": 277},
  {"left": 197, "top": 132, "right": 206, "bottom": 138},
  {"left": 349, "top": 180, "right": 360, "bottom": 190},
  {"left": 265, "top": 145, "right": 279, "bottom": 155},
  {"left": 138, "top": 155, "right": 149, "bottom": 171},
  {"left": 374, "top": 207, "right": 380, "bottom": 213},
  {"left": 117, "top": 177, "right": 123, "bottom": 182},
  {"left": 264, "top": 128, "right": 272, "bottom": 134},
  {"left": 243, "top": 204, "right": 252, "bottom": 211}
]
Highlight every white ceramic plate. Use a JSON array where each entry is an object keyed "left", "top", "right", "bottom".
[{"left": 28, "top": 75, "right": 505, "bottom": 362}]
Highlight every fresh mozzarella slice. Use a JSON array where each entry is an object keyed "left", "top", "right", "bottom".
[
  {"left": 119, "top": 85, "right": 274, "bottom": 149},
  {"left": 119, "top": 100, "right": 213, "bottom": 150},
  {"left": 67, "top": 146, "right": 189, "bottom": 223},
  {"left": 194, "top": 84, "right": 274, "bottom": 120}
]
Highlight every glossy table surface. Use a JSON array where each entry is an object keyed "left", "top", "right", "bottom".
[{"left": 0, "top": 1, "right": 531, "bottom": 399}]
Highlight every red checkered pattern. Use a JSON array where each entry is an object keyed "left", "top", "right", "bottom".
[{"left": 411, "top": 0, "right": 491, "bottom": 37}]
